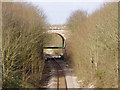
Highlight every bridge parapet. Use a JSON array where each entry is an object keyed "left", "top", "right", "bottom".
[
  {"left": 43, "top": 25, "right": 70, "bottom": 40},
  {"left": 48, "top": 25, "right": 67, "bottom": 30}
]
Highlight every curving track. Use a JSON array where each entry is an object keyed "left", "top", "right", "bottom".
[{"left": 49, "top": 56, "right": 67, "bottom": 89}]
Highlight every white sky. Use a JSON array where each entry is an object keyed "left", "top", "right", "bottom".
[
  {"left": 2, "top": 0, "right": 117, "bottom": 25},
  {"left": 32, "top": 2, "right": 104, "bottom": 25}
]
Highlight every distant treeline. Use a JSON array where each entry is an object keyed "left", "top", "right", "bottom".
[
  {"left": 2, "top": 2, "right": 48, "bottom": 88},
  {"left": 66, "top": 2, "right": 118, "bottom": 88}
]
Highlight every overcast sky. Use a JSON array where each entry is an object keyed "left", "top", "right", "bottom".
[{"left": 32, "top": 2, "right": 104, "bottom": 25}]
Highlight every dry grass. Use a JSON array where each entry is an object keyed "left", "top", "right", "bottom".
[
  {"left": 2, "top": 2, "right": 47, "bottom": 88},
  {"left": 66, "top": 2, "right": 118, "bottom": 88}
]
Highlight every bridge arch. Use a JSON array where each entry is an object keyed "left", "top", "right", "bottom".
[
  {"left": 43, "top": 32, "right": 65, "bottom": 48},
  {"left": 43, "top": 26, "right": 67, "bottom": 60},
  {"left": 43, "top": 33, "right": 65, "bottom": 60},
  {"left": 55, "top": 33, "right": 65, "bottom": 48}
]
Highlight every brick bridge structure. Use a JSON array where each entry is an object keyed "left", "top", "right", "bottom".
[{"left": 44, "top": 25, "right": 69, "bottom": 49}]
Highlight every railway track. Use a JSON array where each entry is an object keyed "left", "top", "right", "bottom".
[{"left": 49, "top": 56, "right": 67, "bottom": 89}]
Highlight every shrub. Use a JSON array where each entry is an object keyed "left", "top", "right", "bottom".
[
  {"left": 66, "top": 2, "right": 118, "bottom": 88},
  {"left": 2, "top": 2, "right": 47, "bottom": 88}
]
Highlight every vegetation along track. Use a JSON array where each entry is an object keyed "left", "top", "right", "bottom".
[{"left": 49, "top": 57, "right": 67, "bottom": 89}]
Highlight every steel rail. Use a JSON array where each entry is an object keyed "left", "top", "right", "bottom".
[{"left": 49, "top": 55, "right": 67, "bottom": 89}]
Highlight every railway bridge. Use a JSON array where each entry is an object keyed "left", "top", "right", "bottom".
[
  {"left": 43, "top": 25, "right": 69, "bottom": 60},
  {"left": 44, "top": 25, "right": 69, "bottom": 49}
]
